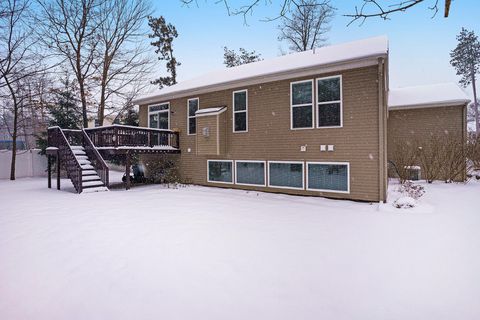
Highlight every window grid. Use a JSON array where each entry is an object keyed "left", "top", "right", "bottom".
[
  {"left": 290, "top": 79, "right": 314, "bottom": 130},
  {"left": 233, "top": 89, "right": 248, "bottom": 133}
]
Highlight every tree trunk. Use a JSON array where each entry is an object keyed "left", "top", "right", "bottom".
[
  {"left": 472, "top": 72, "right": 479, "bottom": 135},
  {"left": 5, "top": 78, "right": 18, "bottom": 180},
  {"left": 78, "top": 77, "right": 89, "bottom": 128}
]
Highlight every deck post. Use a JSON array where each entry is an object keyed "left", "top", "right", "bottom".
[
  {"left": 125, "top": 152, "right": 131, "bottom": 190},
  {"left": 47, "top": 155, "right": 52, "bottom": 188},
  {"left": 56, "top": 152, "right": 60, "bottom": 190}
]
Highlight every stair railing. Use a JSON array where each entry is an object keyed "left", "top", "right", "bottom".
[
  {"left": 82, "top": 129, "right": 109, "bottom": 187},
  {"left": 47, "top": 127, "right": 83, "bottom": 193}
]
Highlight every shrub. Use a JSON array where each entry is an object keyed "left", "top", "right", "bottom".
[
  {"left": 393, "top": 196, "right": 416, "bottom": 209},
  {"left": 397, "top": 180, "right": 425, "bottom": 200},
  {"left": 142, "top": 154, "right": 183, "bottom": 188},
  {"left": 389, "top": 140, "right": 418, "bottom": 183}
]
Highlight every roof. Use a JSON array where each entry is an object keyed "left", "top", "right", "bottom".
[
  {"left": 195, "top": 106, "right": 227, "bottom": 117},
  {"left": 134, "top": 36, "right": 389, "bottom": 105},
  {"left": 388, "top": 83, "right": 470, "bottom": 109}
]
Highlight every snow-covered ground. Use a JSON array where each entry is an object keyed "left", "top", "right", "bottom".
[{"left": 1, "top": 178, "right": 479, "bottom": 320}]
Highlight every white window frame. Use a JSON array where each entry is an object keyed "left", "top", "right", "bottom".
[
  {"left": 316, "top": 75, "right": 343, "bottom": 129},
  {"left": 232, "top": 89, "right": 248, "bottom": 133},
  {"left": 147, "top": 102, "right": 170, "bottom": 130},
  {"left": 187, "top": 98, "right": 199, "bottom": 135},
  {"left": 267, "top": 161, "right": 305, "bottom": 190},
  {"left": 290, "top": 79, "right": 314, "bottom": 130},
  {"left": 234, "top": 160, "right": 266, "bottom": 187},
  {"left": 306, "top": 161, "right": 350, "bottom": 194},
  {"left": 207, "top": 160, "right": 234, "bottom": 185}
]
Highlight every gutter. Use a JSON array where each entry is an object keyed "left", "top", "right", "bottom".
[{"left": 388, "top": 99, "right": 471, "bottom": 111}]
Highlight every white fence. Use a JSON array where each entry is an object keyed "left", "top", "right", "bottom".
[{"left": 0, "top": 149, "right": 47, "bottom": 179}]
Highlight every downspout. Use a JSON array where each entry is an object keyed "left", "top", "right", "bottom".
[{"left": 378, "top": 57, "right": 387, "bottom": 203}]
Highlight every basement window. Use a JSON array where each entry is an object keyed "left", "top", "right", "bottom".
[
  {"left": 207, "top": 160, "right": 233, "bottom": 184},
  {"left": 291, "top": 80, "right": 314, "bottom": 129},
  {"left": 306, "top": 162, "right": 349, "bottom": 193},
  {"left": 268, "top": 161, "right": 304, "bottom": 190},
  {"left": 235, "top": 161, "right": 266, "bottom": 186}
]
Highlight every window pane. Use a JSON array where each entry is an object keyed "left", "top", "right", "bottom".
[
  {"left": 149, "top": 104, "right": 169, "bottom": 112},
  {"left": 292, "top": 105, "right": 312, "bottom": 129},
  {"left": 234, "top": 112, "right": 247, "bottom": 132},
  {"left": 149, "top": 114, "right": 158, "bottom": 129},
  {"left": 292, "top": 81, "right": 312, "bottom": 105},
  {"left": 308, "top": 163, "right": 348, "bottom": 192},
  {"left": 269, "top": 163, "right": 303, "bottom": 189},
  {"left": 208, "top": 161, "right": 232, "bottom": 183},
  {"left": 318, "top": 103, "right": 341, "bottom": 127},
  {"left": 189, "top": 118, "right": 196, "bottom": 134},
  {"left": 236, "top": 162, "right": 265, "bottom": 185},
  {"left": 234, "top": 91, "right": 247, "bottom": 111},
  {"left": 188, "top": 99, "right": 198, "bottom": 117},
  {"left": 158, "top": 112, "right": 169, "bottom": 129},
  {"left": 317, "top": 77, "right": 341, "bottom": 102}
]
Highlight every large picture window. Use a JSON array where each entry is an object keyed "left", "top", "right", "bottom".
[
  {"left": 233, "top": 90, "right": 248, "bottom": 132},
  {"left": 307, "top": 162, "right": 349, "bottom": 193},
  {"left": 235, "top": 161, "right": 266, "bottom": 186},
  {"left": 207, "top": 160, "right": 233, "bottom": 184},
  {"left": 317, "top": 76, "right": 342, "bottom": 128},
  {"left": 187, "top": 98, "right": 199, "bottom": 135},
  {"left": 148, "top": 103, "right": 169, "bottom": 130},
  {"left": 290, "top": 80, "right": 313, "bottom": 129},
  {"left": 268, "top": 161, "right": 304, "bottom": 190}
]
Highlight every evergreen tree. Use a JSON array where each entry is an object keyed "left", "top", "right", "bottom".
[
  {"left": 450, "top": 28, "right": 480, "bottom": 133},
  {"left": 223, "top": 47, "right": 262, "bottom": 67},
  {"left": 148, "top": 16, "right": 180, "bottom": 88}
]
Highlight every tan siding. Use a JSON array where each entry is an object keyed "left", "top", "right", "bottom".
[{"left": 139, "top": 65, "right": 384, "bottom": 201}]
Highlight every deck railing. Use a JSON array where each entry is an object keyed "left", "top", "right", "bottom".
[
  {"left": 48, "top": 127, "right": 83, "bottom": 193},
  {"left": 85, "top": 125, "right": 179, "bottom": 149},
  {"left": 82, "top": 129, "right": 109, "bottom": 187}
]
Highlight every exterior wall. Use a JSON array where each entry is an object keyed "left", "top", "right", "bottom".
[
  {"left": 140, "top": 65, "right": 385, "bottom": 202},
  {"left": 387, "top": 105, "right": 467, "bottom": 179},
  {"left": 196, "top": 115, "right": 218, "bottom": 155}
]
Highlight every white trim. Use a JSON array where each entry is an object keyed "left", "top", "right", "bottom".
[
  {"left": 306, "top": 161, "right": 350, "bottom": 194},
  {"left": 267, "top": 161, "right": 305, "bottom": 190},
  {"left": 234, "top": 160, "right": 267, "bottom": 187},
  {"left": 232, "top": 89, "right": 248, "bottom": 133},
  {"left": 290, "top": 80, "right": 314, "bottom": 130},
  {"left": 187, "top": 98, "right": 199, "bottom": 135},
  {"left": 147, "top": 102, "right": 170, "bottom": 130},
  {"left": 316, "top": 75, "right": 343, "bottom": 129},
  {"left": 207, "top": 160, "right": 234, "bottom": 184},
  {"left": 388, "top": 100, "right": 469, "bottom": 110}
]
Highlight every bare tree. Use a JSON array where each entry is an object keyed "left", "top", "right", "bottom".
[
  {"left": 0, "top": 0, "right": 44, "bottom": 180},
  {"left": 36, "top": 0, "right": 101, "bottom": 128},
  {"left": 277, "top": 0, "right": 334, "bottom": 52},
  {"left": 95, "top": 0, "right": 152, "bottom": 126}
]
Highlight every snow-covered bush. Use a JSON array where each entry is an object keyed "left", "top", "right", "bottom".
[
  {"left": 398, "top": 180, "right": 425, "bottom": 200},
  {"left": 393, "top": 196, "right": 416, "bottom": 209}
]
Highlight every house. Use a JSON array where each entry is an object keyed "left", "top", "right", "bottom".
[{"left": 47, "top": 36, "right": 470, "bottom": 200}]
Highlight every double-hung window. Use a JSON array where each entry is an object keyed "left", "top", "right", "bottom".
[
  {"left": 317, "top": 75, "right": 342, "bottom": 128},
  {"left": 233, "top": 90, "right": 248, "bottom": 132},
  {"left": 290, "top": 80, "right": 314, "bottom": 129},
  {"left": 307, "top": 162, "right": 349, "bottom": 193},
  {"left": 187, "top": 98, "right": 199, "bottom": 135},
  {"left": 148, "top": 103, "right": 170, "bottom": 130}
]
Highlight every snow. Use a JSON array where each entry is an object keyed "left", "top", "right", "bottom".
[
  {"left": 392, "top": 196, "right": 417, "bottom": 209},
  {"left": 134, "top": 36, "right": 388, "bottom": 104},
  {"left": 389, "top": 83, "right": 470, "bottom": 109},
  {"left": 195, "top": 106, "right": 227, "bottom": 116},
  {"left": 1, "top": 178, "right": 479, "bottom": 320}
]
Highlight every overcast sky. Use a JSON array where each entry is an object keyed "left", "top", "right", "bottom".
[{"left": 153, "top": 0, "right": 479, "bottom": 98}]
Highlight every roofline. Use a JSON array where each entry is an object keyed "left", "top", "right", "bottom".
[
  {"left": 134, "top": 53, "right": 387, "bottom": 105},
  {"left": 388, "top": 99, "right": 470, "bottom": 110}
]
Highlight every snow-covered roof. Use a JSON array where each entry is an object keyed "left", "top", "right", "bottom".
[
  {"left": 388, "top": 83, "right": 470, "bottom": 109},
  {"left": 134, "top": 36, "right": 389, "bottom": 105},
  {"left": 195, "top": 106, "right": 227, "bottom": 117}
]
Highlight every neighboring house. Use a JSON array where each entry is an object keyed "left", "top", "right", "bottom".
[{"left": 126, "top": 36, "right": 469, "bottom": 202}]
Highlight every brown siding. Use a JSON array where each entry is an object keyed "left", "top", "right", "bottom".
[
  {"left": 387, "top": 105, "right": 467, "bottom": 178},
  {"left": 139, "top": 65, "right": 384, "bottom": 202},
  {"left": 196, "top": 115, "right": 218, "bottom": 155}
]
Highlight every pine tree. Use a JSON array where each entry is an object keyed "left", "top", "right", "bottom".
[
  {"left": 223, "top": 47, "right": 262, "bottom": 67},
  {"left": 148, "top": 16, "right": 180, "bottom": 88},
  {"left": 450, "top": 28, "right": 480, "bottom": 133}
]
